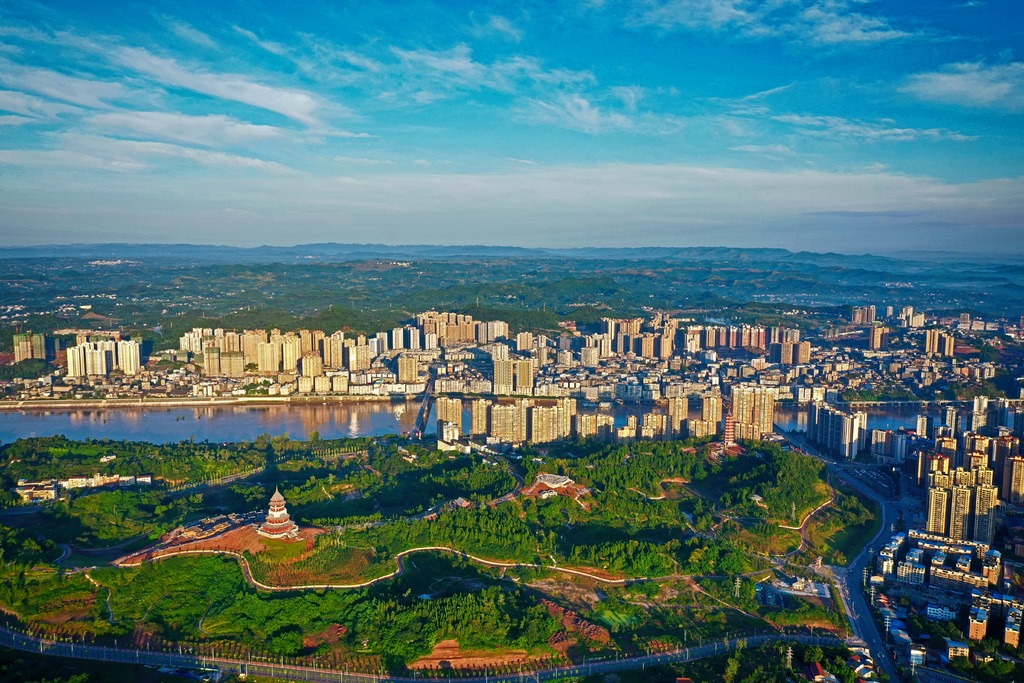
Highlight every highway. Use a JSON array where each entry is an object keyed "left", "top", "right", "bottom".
[{"left": 0, "top": 624, "right": 843, "bottom": 683}]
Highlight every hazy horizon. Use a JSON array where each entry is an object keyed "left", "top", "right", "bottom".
[{"left": 0, "top": 1, "right": 1021, "bottom": 251}]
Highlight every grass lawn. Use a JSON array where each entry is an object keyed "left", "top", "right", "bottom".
[
  {"left": 802, "top": 485, "right": 881, "bottom": 566},
  {"left": 827, "top": 495, "right": 882, "bottom": 563},
  {"left": 593, "top": 608, "right": 643, "bottom": 629}
]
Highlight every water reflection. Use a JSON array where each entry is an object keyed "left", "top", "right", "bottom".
[
  {"left": 0, "top": 400, "right": 944, "bottom": 445},
  {"left": 0, "top": 400, "right": 433, "bottom": 444}
]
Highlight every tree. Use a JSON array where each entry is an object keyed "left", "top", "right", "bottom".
[{"left": 723, "top": 656, "right": 740, "bottom": 683}]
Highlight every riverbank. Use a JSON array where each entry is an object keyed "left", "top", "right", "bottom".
[{"left": 0, "top": 394, "right": 411, "bottom": 411}]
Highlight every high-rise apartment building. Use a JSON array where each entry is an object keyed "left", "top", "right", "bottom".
[
  {"left": 470, "top": 398, "right": 489, "bottom": 436},
  {"left": 397, "top": 355, "right": 420, "bottom": 384},
  {"left": 973, "top": 484, "right": 999, "bottom": 544},
  {"left": 808, "top": 402, "right": 867, "bottom": 459},
  {"left": 927, "top": 486, "right": 950, "bottom": 535},
  {"left": 492, "top": 359, "right": 514, "bottom": 395},
  {"left": 300, "top": 353, "right": 323, "bottom": 378},
  {"left": 13, "top": 331, "right": 46, "bottom": 362},
  {"left": 115, "top": 340, "right": 141, "bottom": 375},
  {"left": 257, "top": 341, "right": 281, "bottom": 374},
  {"left": 344, "top": 344, "right": 371, "bottom": 372},
  {"left": 731, "top": 385, "right": 777, "bottom": 441},
  {"left": 489, "top": 400, "right": 529, "bottom": 443},
  {"left": 574, "top": 413, "right": 615, "bottom": 440},
  {"left": 1004, "top": 456, "right": 1024, "bottom": 504},
  {"left": 949, "top": 485, "right": 973, "bottom": 541},
  {"left": 435, "top": 396, "right": 463, "bottom": 434},
  {"left": 281, "top": 336, "right": 302, "bottom": 372},
  {"left": 667, "top": 395, "right": 688, "bottom": 436},
  {"left": 514, "top": 359, "right": 535, "bottom": 393},
  {"left": 869, "top": 325, "right": 890, "bottom": 351},
  {"left": 924, "top": 329, "right": 955, "bottom": 357}
]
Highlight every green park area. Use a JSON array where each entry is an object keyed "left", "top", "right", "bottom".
[{"left": 0, "top": 433, "right": 874, "bottom": 672}]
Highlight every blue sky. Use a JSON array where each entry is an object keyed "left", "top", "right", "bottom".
[{"left": 0, "top": 0, "right": 1021, "bottom": 252}]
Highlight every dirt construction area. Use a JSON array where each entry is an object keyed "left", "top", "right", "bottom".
[{"left": 408, "top": 640, "right": 552, "bottom": 671}]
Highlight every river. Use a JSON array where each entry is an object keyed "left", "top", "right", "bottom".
[{"left": 0, "top": 400, "right": 949, "bottom": 444}]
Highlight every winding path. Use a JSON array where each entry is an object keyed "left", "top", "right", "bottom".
[{"left": 115, "top": 545, "right": 656, "bottom": 591}]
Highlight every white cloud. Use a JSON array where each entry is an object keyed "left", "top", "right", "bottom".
[
  {"left": 508, "top": 157, "right": 539, "bottom": 165},
  {"left": 0, "top": 114, "right": 33, "bottom": 125},
  {"left": 3, "top": 163, "right": 1021, "bottom": 249},
  {"left": 391, "top": 44, "right": 489, "bottom": 84},
  {"left": 487, "top": 15, "right": 524, "bottom": 42},
  {"left": 0, "top": 61, "right": 123, "bottom": 108},
  {"left": 730, "top": 143, "right": 794, "bottom": 155},
  {"left": 61, "top": 134, "right": 293, "bottom": 172},
  {"left": 901, "top": 62, "right": 1024, "bottom": 111},
  {"left": 114, "top": 47, "right": 325, "bottom": 125},
  {"left": 0, "top": 89, "right": 82, "bottom": 118},
  {"left": 389, "top": 44, "right": 594, "bottom": 95},
  {"left": 629, "top": 0, "right": 914, "bottom": 45},
  {"left": 609, "top": 85, "right": 645, "bottom": 112},
  {"left": 773, "top": 113, "right": 972, "bottom": 141},
  {"left": 738, "top": 82, "right": 795, "bottom": 101},
  {"left": 88, "top": 111, "right": 284, "bottom": 146},
  {"left": 164, "top": 19, "right": 217, "bottom": 49},
  {"left": 633, "top": 0, "right": 754, "bottom": 31},
  {"left": 413, "top": 159, "right": 432, "bottom": 165},
  {"left": 335, "top": 156, "right": 394, "bottom": 165},
  {"left": 523, "top": 93, "right": 633, "bottom": 133},
  {"left": 786, "top": 5, "right": 910, "bottom": 44},
  {"left": 233, "top": 26, "right": 290, "bottom": 58},
  {"left": 0, "top": 149, "right": 144, "bottom": 171},
  {"left": 521, "top": 92, "right": 683, "bottom": 134}
]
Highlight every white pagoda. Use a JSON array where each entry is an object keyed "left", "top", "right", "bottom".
[{"left": 257, "top": 488, "right": 299, "bottom": 539}]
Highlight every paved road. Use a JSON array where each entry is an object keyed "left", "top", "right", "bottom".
[
  {"left": 0, "top": 624, "right": 843, "bottom": 683},
  {"left": 781, "top": 428, "right": 903, "bottom": 682}
]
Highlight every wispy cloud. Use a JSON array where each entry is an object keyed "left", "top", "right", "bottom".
[
  {"left": 789, "top": 5, "right": 911, "bottom": 44},
  {"left": 113, "top": 47, "right": 326, "bottom": 125},
  {"left": 0, "top": 89, "right": 82, "bottom": 119},
  {"left": 521, "top": 93, "right": 683, "bottom": 134},
  {"left": 629, "top": 0, "right": 914, "bottom": 45},
  {"left": 233, "top": 26, "right": 290, "bottom": 58},
  {"left": 61, "top": 134, "right": 293, "bottom": 172},
  {"left": 508, "top": 157, "right": 539, "bottom": 165},
  {"left": 163, "top": 18, "right": 217, "bottom": 49},
  {"left": 738, "top": 82, "right": 795, "bottom": 101},
  {"left": 0, "top": 149, "right": 144, "bottom": 172},
  {"left": 773, "top": 113, "right": 972, "bottom": 141},
  {"left": 901, "top": 62, "right": 1024, "bottom": 111},
  {"left": 0, "top": 61, "right": 123, "bottom": 108},
  {"left": 730, "top": 143, "right": 794, "bottom": 155},
  {"left": 335, "top": 156, "right": 394, "bottom": 165},
  {"left": 609, "top": 85, "right": 645, "bottom": 112},
  {"left": 87, "top": 111, "right": 284, "bottom": 146},
  {"left": 389, "top": 44, "right": 594, "bottom": 96},
  {"left": 0, "top": 114, "right": 33, "bottom": 125},
  {"left": 489, "top": 15, "right": 524, "bottom": 42}
]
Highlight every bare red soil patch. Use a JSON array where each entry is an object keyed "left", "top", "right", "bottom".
[
  {"left": 409, "top": 640, "right": 552, "bottom": 671},
  {"left": 541, "top": 600, "right": 610, "bottom": 644}
]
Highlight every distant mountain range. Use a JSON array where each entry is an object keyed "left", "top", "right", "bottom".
[{"left": 4, "top": 242, "right": 1019, "bottom": 267}]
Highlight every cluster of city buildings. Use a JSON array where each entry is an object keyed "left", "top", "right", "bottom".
[
  {"left": 15, "top": 472, "right": 153, "bottom": 502},
  {"left": 4, "top": 311, "right": 1021, "bottom": 458},
  {"left": 431, "top": 382, "right": 776, "bottom": 448},
  {"left": 868, "top": 398, "right": 1024, "bottom": 663}
]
